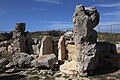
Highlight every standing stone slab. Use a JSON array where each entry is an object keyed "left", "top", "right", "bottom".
[
  {"left": 58, "top": 36, "right": 67, "bottom": 60},
  {"left": 40, "top": 36, "right": 53, "bottom": 56},
  {"left": 73, "top": 5, "right": 99, "bottom": 76}
]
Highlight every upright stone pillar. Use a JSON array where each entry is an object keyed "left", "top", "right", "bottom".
[
  {"left": 73, "top": 5, "right": 99, "bottom": 76},
  {"left": 58, "top": 36, "right": 67, "bottom": 60}
]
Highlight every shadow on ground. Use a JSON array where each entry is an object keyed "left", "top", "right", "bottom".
[
  {"left": 0, "top": 74, "right": 26, "bottom": 80},
  {"left": 91, "top": 42, "right": 120, "bottom": 76}
]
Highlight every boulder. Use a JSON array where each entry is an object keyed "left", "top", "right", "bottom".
[
  {"left": 31, "top": 54, "right": 57, "bottom": 68},
  {"left": 40, "top": 36, "right": 53, "bottom": 56},
  {"left": 12, "top": 53, "right": 32, "bottom": 67},
  {"left": 58, "top": 36, "right": 67, "bottom": 60}
]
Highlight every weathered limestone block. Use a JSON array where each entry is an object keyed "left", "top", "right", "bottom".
[
  {"left": 58, "top": 36, "right": 67, "bottom": 60},
  {"left": 31, "top": 54, "right": 57, "bottom": 68},
  {"left": 40, "top": 36, "right": 53, "bottom": 56},
  {"left": 60, "top": 60, "right": 77, "bottom": 75},
  {"left": 66, "top": 44, "right": 76, "bottom": 61},
  {"left": 12, "top": 52, "right": 32, "bottom": 67},
  {"left": 73, "top": 5, "right": 99, "bottom": 76}
]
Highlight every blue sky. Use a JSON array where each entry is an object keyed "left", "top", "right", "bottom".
[{"left": 0, "top": 0, "right": 120, "bottom": 32}]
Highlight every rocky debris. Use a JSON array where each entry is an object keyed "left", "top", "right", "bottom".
[
  {"left": 5, "top": 62, "right": 14, "bottom": 68},
  {"left": 31, "top": 54, "right": 57, "bottom": 68},
  {"left": 12, "top": 53, "right": 33, "bottom": 68},
  {"left": 60, "top": 60, "right": 77, "bottom": 75},
  {"left": 0, "top": 40, "right": 12, "bottom": 47},
  {"left": 0, "top": 46, "right": 7, "bottom": 53},
  {"left": 40, "top": 36, "right": 53, "bottom": 56},
  {"left": 5, "top": 68, "right": 15, "bottom": 73},
  {"left": 73, "top": 5, "right": 99, "bottom": 76},
  {"left": 0, "top": 40, "right": 13, "bottom": 53},
  {"left": 58, "top": 36, "right": 67, "bottom": 60},
  {"left": 66, "top": 44, "right": 76, "bottom": 61},
  {"left": 0, "top": 58, "right": 8, "bottom": 67}
]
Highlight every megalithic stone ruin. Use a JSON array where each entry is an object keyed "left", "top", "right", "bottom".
[
  {"left": 12, "top": 23, "right": 33, "bottom": 54},
  {"left": 73, "top": 5, "right": 100, "bottom": 76}
]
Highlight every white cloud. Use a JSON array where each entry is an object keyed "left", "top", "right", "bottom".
[
  {"left": 95, "top": 2, "right": 120, "bottom": 7},
  {"left": 30, "top": 7, "right": 46, "bottom": 12},
  {"left": 33, "top": 0, "right": 62, "bottom": 4},
  {"left": 41, "top": 21, "right": 72, "bottom": 24},
  {"left": 103, "top": 11, "right": 120, "bottom": 16},
  {"left": 34, "top": 21, "right": 74, "bottom": 30}
]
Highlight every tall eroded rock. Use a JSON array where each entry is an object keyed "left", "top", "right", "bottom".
[
  {"left": 10, "top": 23, "right": 33, "bottom": 54},
  {"left": 73, "top": 5, "right": 99, "bottom": 76},
  {"left": 12, "top": 23, "right": 26, "bottom": 53}
]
